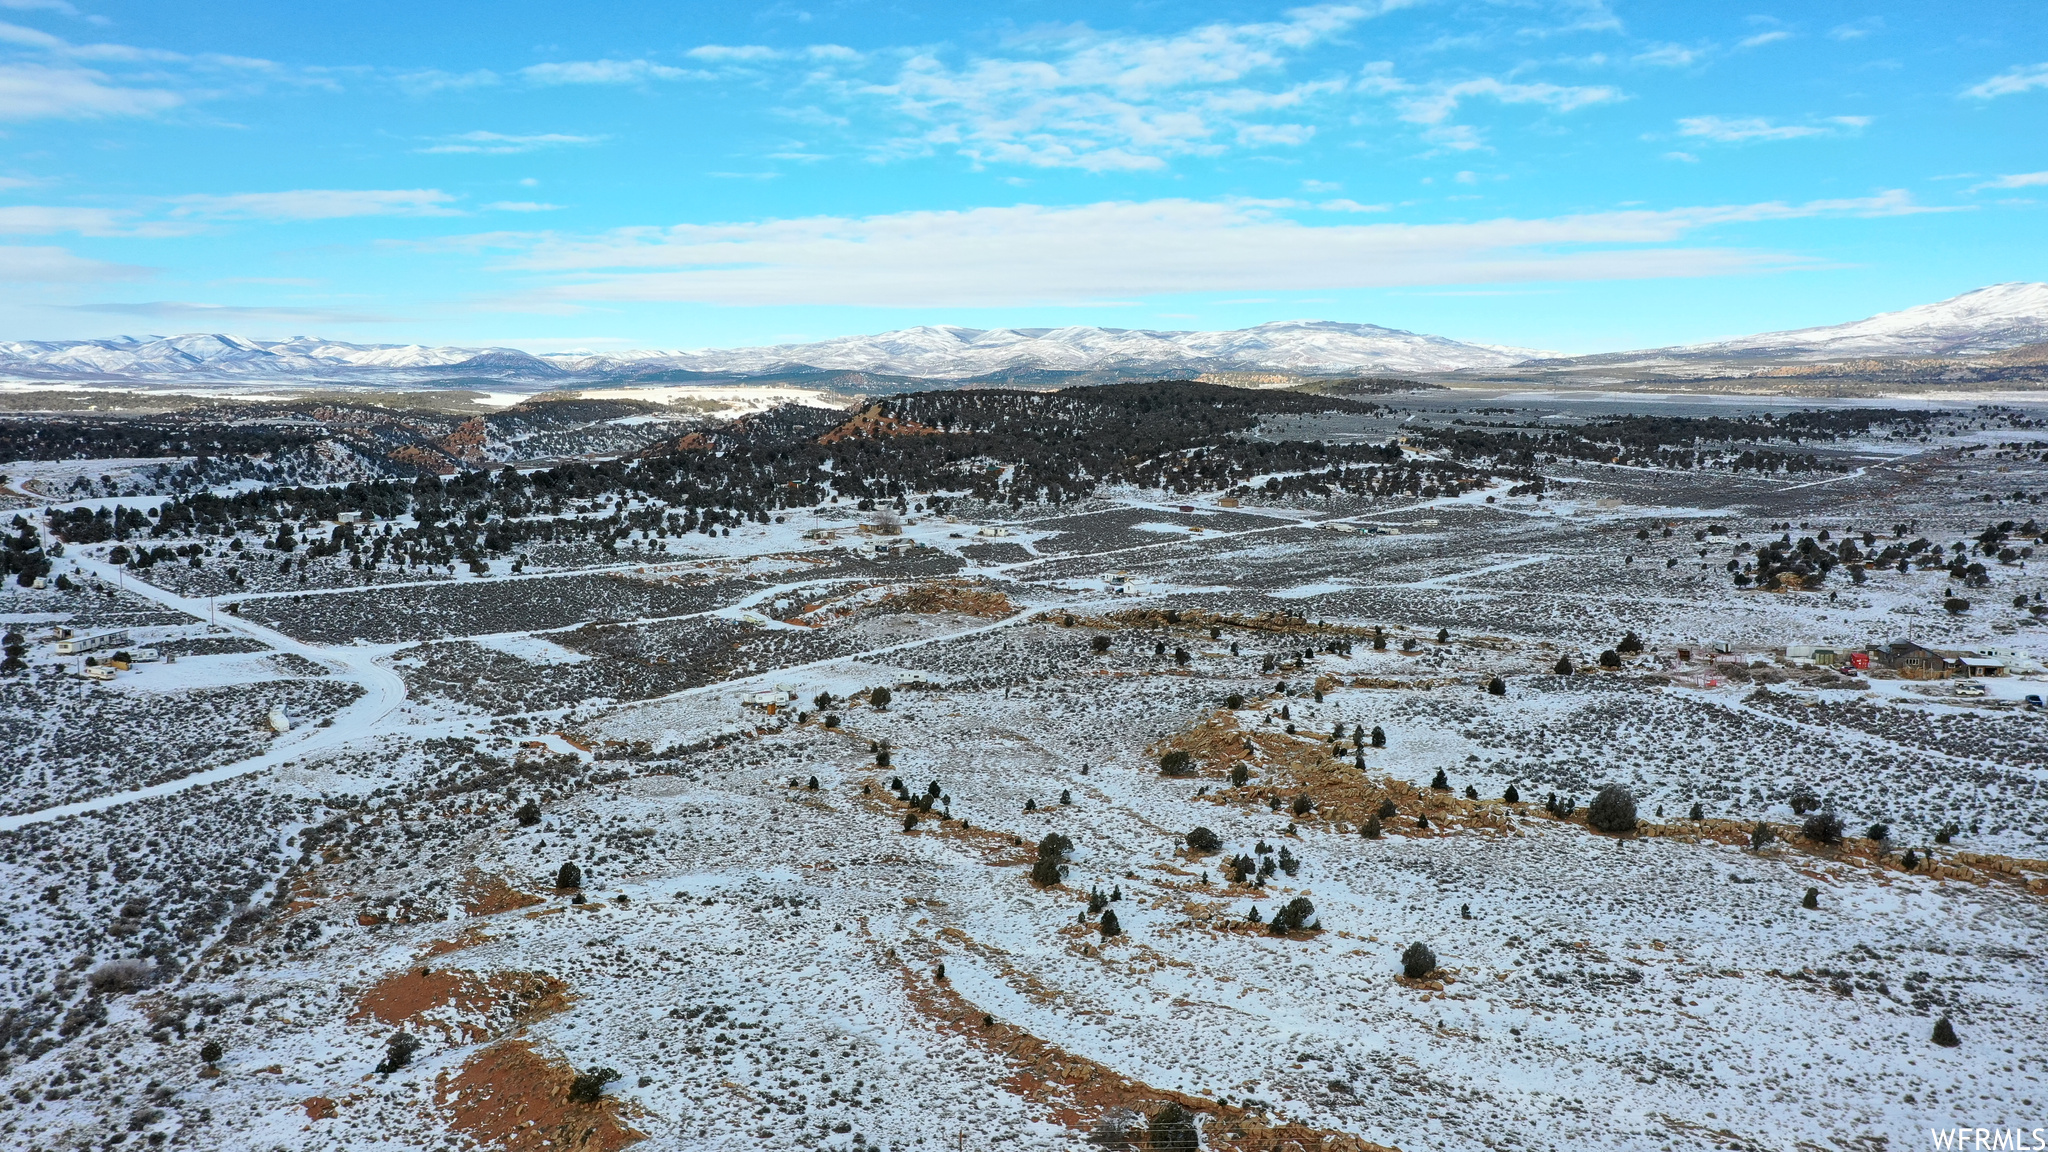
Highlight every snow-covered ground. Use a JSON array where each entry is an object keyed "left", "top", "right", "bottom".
[{"left": 0, "top": 401, "right": 2044, "bottom": 1152}]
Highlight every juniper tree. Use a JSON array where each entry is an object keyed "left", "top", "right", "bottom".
[
  {"left": 1031, "top": 833, "right": 1073, "bottom": 888},
  {"left": 1802, "top": 810, "right": 1844, "bottom": 845},
  {"left": 1464, "top": 785, "right": 1478, "bottom": 800},
  {"left": 1229, "top": 764, "right": 1250, "bottom": 788},
  {"left": 1091, "top": 635, "right": 1111, "bottom": 654},
  {"left": 870, "top": 686, "right": 891, "bottom": 709},
  {"left": 1932, "top": 1016, "right": 1960, "bottom": 1047},
  {"left": 1487, "top": 676, "right": 1507, "bottom": 696},
  {"left": 200, "top": 1039, "right": 223, "bottom": 1065},
  {"left": 1060, "top": 789, "right": 1073, "bottom": 805},
  {"left": 1430, "top": 769, "right": 1450, "bottom": 790},
  {"left": 807, "top": 776, "right": 820, "bottom": 791},
  {"left": 556, "top": 862, "right": 582, "bottom": 890},
  {"left": 515, "top": 799, "right": 541, "bottom": 826},
  {"left": 1376, "top": 798, "right": 1397, "bottom": 819},
  {"left": 375, "top": 1031, "right": 420, "bottom": 1075},
  {"left": 1292, "top": 794, "right": 1313, "bottom": 816},
  {"left": 1599, "top": 650, "right": 1621, "bottom": 669},
  {"left": 1504, "top": 785, "right": 1520, "bottom": 803},
  {"left": 1554, "top": 656, "right": 1573, "bottom": 675},
  {"left": 1401, "top": 942, "right": 1436, "bottom": 979},
  {"left": 1099, "top": 908, "right": 1122, "bottom": 938},
  {"left": 1159, "top": 750, "right": 1193, "bottom": 777},
  {"left": 1186, "top": 827, "right": 1222, "bottom": 853},
  {"left": 1801, "top": 887, "right": 1819, "bottom": 909},
  {"left": 1749, "top": 821, "right": 1775, "bottom": 849},
  {"left": 568, "top": 1066, "right": 621, "bottom": 1103},
  {"left": 1362, "top": 815, "right": 1382, "bottom": 839},
  {"left": 1269, "top": 895, "right": 1315, "bottom": 935},
  {"left": 1588, "top": 784, "right": 1637, "bottom": 833},
  {"left": 1688, "top": 802, "right": 1704, "bottom": 821}
]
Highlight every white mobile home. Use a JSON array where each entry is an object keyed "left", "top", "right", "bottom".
[{"left": 55, "top": 630, "right": 130, "bottom": 656}]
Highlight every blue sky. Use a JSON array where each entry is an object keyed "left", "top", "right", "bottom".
[{"left": 0, "top": 0, "right": 2041, "bottom": 354}]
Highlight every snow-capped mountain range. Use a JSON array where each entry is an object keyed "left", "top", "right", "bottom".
[
  {"left": 0, "top": 321, "right": 1549, "bottom": 385},
  {"left": 1669, "top": 281, "right": 2048, "bottom": 360},
  {"left": 1, "top": 283, "right": 2042, "bottom": 388}
]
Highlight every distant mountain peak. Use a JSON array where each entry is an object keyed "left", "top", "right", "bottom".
[{"left": 1683, "top": 282, "right": 2048, "bottom": 359}]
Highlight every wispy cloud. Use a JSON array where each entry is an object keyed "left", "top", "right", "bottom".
[
  {"left": 56, "top": 300, "right": 398, "bottom": 324},
  {"left": 0, "top": 61, "right": 180, "bottom": 119},
  {"left": 416, "top": 131, "right": 606, "bottom": 155},
  {"left": 456, "top": 190, "right": 1947, "bottom": 310},
  {"left": 1676, "top": 114, "right": 1868, "bottom": 143},
  {"left": 1633, "top": 43, "right": 1706, "bottom": 68},
  {"left": 395, "top": 68, "right": 500, "bottom": 95},
  {"left": 519, "top": 58, "right": 696, "bottom": 85},
  {"left": 480, "top": 200, "right": 564, "bottom": 212},
  {"left": 1963, "top": 62, "right": 2048, "bottom": 100},
  {"left": 0, "top": 243, "right": 148, "bottom": 282},
  {"left": 1828, "top": 17, "right": 1883, "bottom": 40},
  {"left": 867, "top": 6, "right": 1385, "bottom": 171},
  {"left": 1737, "top": 30, "right": 1791, "bottom": 49},
  {"left": 167, "top": 188, "right": 461, "bottom": 220},
  {"left": 1969, "top": 170, "right": 2048, "bottom": 193}
]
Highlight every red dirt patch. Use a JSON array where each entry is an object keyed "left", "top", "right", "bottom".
[
  {"left": 888, "top": 957, "right": 1394, "bottom": 1151},
  {"left": 436, "top": 1037, "right": 649, "bottom": 1152},
  {"left": 302, "top": 1096, "right": 336, "bottom": 1120},
  {"left": 351, "top": 967, "right": 571, "bottom": 1043},
  {"left": 458, "top": 870, "right": 546, "bottom": 917},
  {"left": 817, "top": 404, "right": 942, "bottom": 444},
  {"left": 875, "top": 580, "right": 1015, "bottom": 618}
]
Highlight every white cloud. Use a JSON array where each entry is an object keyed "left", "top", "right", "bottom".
[
  {"left": 1316, "top": 198, "right": 1389, "bottom": 212},
  {"left": 57, "top": 300, "right": 397, "bottom": 323},
  {"left": 1676, "top": 115, "right": 1868, "bottom": 143},
  {"left": 396, "top": 68, "right": 501, "bottom": 95},
  {"left": 0, "top": 61, "right": 179, "bottom": 119},
  {"left": 0, "top": 204, "right": 127, "bottom": 234},
  {"left": 1633, "top": 43, "right": 1705, "bottom": 67},
  {"left": 0, "top": 243, "right": 146, "bottom": 281},
  {"left": 519, "top": 59, "right": 694, "bottom": 85},
  {"left": 481, "top": 201, "right": 564, "bottom": 212},
  {"left": 417, "top": 131, "right": 606, "bottom": 155},
  {"left": 0, "top": 0, "right": 81, "bottom": 13},
  {"left": 1970, "top": 170, "right": 2048, "bottom": 192},
  {"left": 867, "top": 5, "right": 1389, "bottom": 171},
  {"left": 1662, "top": 150, "right": 1699, "bottom": 162},
  {"left": 1828, "top": 18, "right": 1883, "bottom": 40},
  {"left": 1738, "top": 30, "right": 1791, "bottom": 49},
  {"left": 472, "top": 190, "right": 1945, "bottom": 309},
  {"left": 1964, "top": 62, "right": 2048, "bottom": 99},
  {"left": 167, "top": 188, "right": 461, "bottom": 220},
  {"left": 1394, "top": 77, "right": 1622, "bottom": 127},
  {"left": 686, "top": 44, "right": 782, "bottom": 62}
]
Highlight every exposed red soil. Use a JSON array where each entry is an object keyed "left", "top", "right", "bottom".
[{"left": 436, "top": 1038, "right": 649, "bottom": 1152}]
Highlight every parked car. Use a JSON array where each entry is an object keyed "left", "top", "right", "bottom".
[{"left": 2026, "top": 693, "right": 2044, "bottom": 710}]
